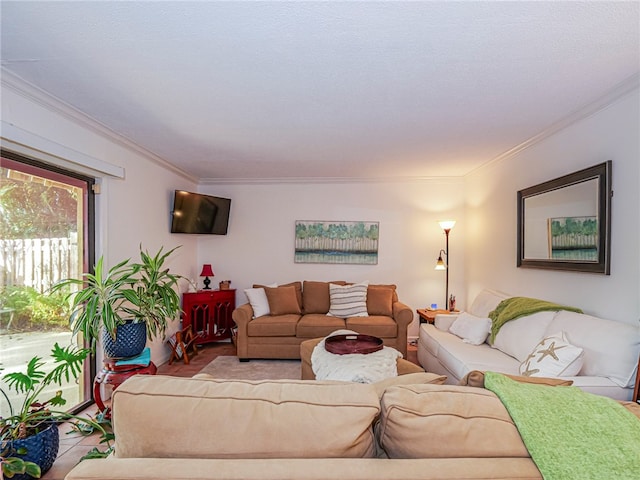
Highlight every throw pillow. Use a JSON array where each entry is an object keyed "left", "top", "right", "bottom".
[
  {"left": 519, "top": 331, "right": 584, "bottom": 377},
  {"left": 448, "top": 312, "right": 492, "bottom": 345},
  {"left": 302, "top": 281, "right": 346, "bottom": 314},
  {"left": 366, "top": 285, "right": 394, "bottom": 316},
  {"left": 244, "top": 287, "right": 271, "bottom": 318},
  {"left": 264, "top": 286, "right": 302, "bottom": 316},
  {"left": 327, "top": 282, "right": 369, "bottom": 318}
]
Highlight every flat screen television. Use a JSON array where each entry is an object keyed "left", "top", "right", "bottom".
[{"left": 170, "top": 190, "right": 231, "bottom": 235}]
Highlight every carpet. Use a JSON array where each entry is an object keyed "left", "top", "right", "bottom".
[{"left": 197, "top": 356, "right": 302, "bottom": 380}]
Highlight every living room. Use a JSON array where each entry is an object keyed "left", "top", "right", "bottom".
[{"left": 1, "top": 2, "right": 640, "bottom": 477}]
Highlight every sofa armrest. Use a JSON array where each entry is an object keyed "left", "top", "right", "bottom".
[
  {"left": 392, "top": 301, "right": 412, "bottom": 357},
  {"left": 392, "top": 301, "right": 412, "bottom": 328},
  {"left": 434, "top": 313, "right": 459, "bottom": 331},
  {"left": 232, "top": 303, "right": 254, "bottom": 358}
]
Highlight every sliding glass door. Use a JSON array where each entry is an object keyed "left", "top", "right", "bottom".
[{"left": 0, "top": 151, "right": 95, "bottom": 416}]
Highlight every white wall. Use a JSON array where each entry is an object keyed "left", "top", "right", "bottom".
[
  {"left": 1, "top": 81, "right": 199, "bottom": 363},
  {"left": 198, "top": 180, "right": 466, "bottom": 337},
  {"left": 465, "top": 89, "right": 640, "bottom": 325}
]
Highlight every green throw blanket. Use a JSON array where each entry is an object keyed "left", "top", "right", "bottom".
[
  {"left": 484, "top": 372, "right": 640, "bottom": 480},
  {"left": 488, "top": 297, "right": 582, "bottom": 343}
]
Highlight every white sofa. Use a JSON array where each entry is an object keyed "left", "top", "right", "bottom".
[{"left": 417, "top": 289, "right": 640, "bottom": 401}]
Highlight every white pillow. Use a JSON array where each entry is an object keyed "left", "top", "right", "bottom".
[
  {"left": 448, "top": 312, "right": 492, "bottom": 345},
  {"left": 327, "top": 282, "right": 369, "bottom": 318},
  {"left": 244, "top": 288, "right": 271, "bottom": 318},
  {"left": 519, "top": 331, "right": 584, "bottom": 377}
]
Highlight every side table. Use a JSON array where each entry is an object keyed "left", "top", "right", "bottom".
[
  {"left": 417, "top": 308, "right": 459, "bottom": 324},
  {"left": 93, "top": 359, "right": 157, "bottom": 418}
]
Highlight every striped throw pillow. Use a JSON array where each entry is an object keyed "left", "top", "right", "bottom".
[{"left": 327, "top": 282, "right": 369, "bottom": 318}]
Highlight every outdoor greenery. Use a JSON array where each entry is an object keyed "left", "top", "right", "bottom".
[
  {"left": 0, "top": 286, "right": 70, "bottom": 332},
  {"left": 0, "top": 170, "right": 78, "bottom": 240}
]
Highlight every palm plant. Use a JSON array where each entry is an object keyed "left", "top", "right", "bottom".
[
  {"left": 52, "top": 246, "right": 183, "bottom": 349},
  {"left": 1, "top": 343, "right": 110, "bottom": 479}
]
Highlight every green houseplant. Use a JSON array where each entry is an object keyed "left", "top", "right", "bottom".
[
  {"left": 52, "top": 246, "right": 183, "bottom": 358},
  {"left": 0, "top": 343, "right": 110, "bottom": 479}
]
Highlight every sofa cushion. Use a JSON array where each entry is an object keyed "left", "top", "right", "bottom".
[
  {"left": 264, "top": 286, "right": 302, "bottom": 315},
  {"left": 367, "top": 285, "right": 395, "bottom": 316},
  {"left": 296, "top": 314, "right": 346, "bottom": 338},
  {"left": 448, "top": 312, "right": 491, "bottom": 345},
  {"left": 346, "top": 315, "right": 398, "bottom": 338},
  {"left": 372, "top": 372, "right": 447, "bottom": 398},
  {"left": 468, "top": 289, "right": 510, "bottom": 318},
  {"left": 421, "top": 324, "right": 521, "bottom": 380},
  {"left": 377, "top": 384, "right": 529, "bottom": 458},
  {"left": 328, "top": 282, "right": 369, "bottom": 318},
  {"left": 113, "top": 376, "right": 380, "bottom": 459},
  {"left": 302, "top": 281, "right": 346, "bottom": 314},
  {"left": 519, "top": 331, "right": 584, "bottom": 377},
  {"left": 545, "top": 311, "right": 640, "bottom": 388},
  {"left": 491, "top": 311, "right": 556, "bottom": 362},
  {"left": 247, "top": 314, "right": 300, "bottom": 337}
]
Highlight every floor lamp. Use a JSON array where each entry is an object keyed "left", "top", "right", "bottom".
[{"left": 435, "top": 220, "right": 455, "bottom": 310}]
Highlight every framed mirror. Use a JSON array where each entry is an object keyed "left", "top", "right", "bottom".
[{"left": 517, "top": 161, "right": 612, "bottom": 274}]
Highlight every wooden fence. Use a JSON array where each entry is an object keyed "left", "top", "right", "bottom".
[{"left": 0, "top": 238, "right": 78, "bottom": 292}]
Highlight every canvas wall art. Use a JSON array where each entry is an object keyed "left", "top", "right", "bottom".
[
  {"left": 548, "top": 216, "right": 598, "bottom": 261},
  {"left": 294, "top": 220, "right": 379, "bottom": 264}
]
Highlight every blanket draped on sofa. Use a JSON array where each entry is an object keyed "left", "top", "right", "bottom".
[
  {"left": 484, "top": 372, "right": 640, "bottom": 480},
  {"left": 488, "top": 297, "right": 582, "bottom": 343}
]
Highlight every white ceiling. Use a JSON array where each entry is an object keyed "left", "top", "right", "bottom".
[{"left": 1, "top": 1, "right": 639, "bottom": 183}]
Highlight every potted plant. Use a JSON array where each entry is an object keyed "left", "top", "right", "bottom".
[
  {"left": 0, "top": 343, "right": 110, "bottom": 479},
  {"left": 52, "top": 246, "right": 183, "bottom": 358}
]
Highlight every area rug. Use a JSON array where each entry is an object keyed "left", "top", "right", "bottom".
[{"left": 197, "top": 356, "right": 302, "bottom": 380}]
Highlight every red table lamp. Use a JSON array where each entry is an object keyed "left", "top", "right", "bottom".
[{"left": 200, "top": 264, "right": 215, "bottom": 290}]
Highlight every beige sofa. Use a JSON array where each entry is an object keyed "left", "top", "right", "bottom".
[
  {"left": 65, "top": 374, "right": 549, "bottom": 480},
  {"left": 418, "top": 289, "right": 640, "bottom": 400},
  {"left": 65, "top": 374, "right": 640, "bottom": 480},
  {"left": 233, "top": 281, "right": 412, "bottom": 359}
]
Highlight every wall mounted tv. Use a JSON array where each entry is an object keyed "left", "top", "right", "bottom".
[{"left": 171, "top": 190, "right": 231, "bottom": 235}]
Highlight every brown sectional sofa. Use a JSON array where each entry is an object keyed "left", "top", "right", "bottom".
[
  {"left": 64, "top": 374, "right": 639, "bottom": 480},
  {"left": 232, "top": 281, "right": 412, "bottom": 360}
]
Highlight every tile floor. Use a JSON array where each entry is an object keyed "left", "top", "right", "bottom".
[{"left": 42, "top": 341, "right": 418, "bottom": 479}]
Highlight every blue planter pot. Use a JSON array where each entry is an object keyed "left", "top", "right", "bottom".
[
  {"left": 7, "top": 423, "right": 59, "bottom": 480},
  {"left": 102, "top": 320, "right": 147, "bottom": 359}
]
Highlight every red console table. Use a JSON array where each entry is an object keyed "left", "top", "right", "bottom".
[
  {"left": 93, "top": 359, "right": 157, "bottom": 418},
  {"left": 182, "top": 290, "right": 236, "bottom": 344}
]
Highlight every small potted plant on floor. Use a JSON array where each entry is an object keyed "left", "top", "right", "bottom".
[
  {"left": 52, "top": 246, "right": 183, "bottom": 358},
  {"left": 0, "top": 343, "right": 107, "bottom": 479}
]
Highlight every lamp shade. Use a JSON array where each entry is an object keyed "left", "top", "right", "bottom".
[
  {"left": 438, "top": 220, "right": 456, "bottom": 231},
  {"left": 435, "top": 255, "right": 446, "bottom": 270},
  {"left": 200, "top": 264, "right": 214, "bottom": 277}
]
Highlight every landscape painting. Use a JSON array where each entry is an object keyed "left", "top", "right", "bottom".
[
  {"left": 548, "top": 216, "right": 598, "bottom": 261},
  {"left": 294, "top": 221, "right": 379, "bottom": 264}
]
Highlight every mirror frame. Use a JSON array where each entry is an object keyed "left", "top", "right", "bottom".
[{"left": 517, "top": 161, "right": 612, "bottom": 274}]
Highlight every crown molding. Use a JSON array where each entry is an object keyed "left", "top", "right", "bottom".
[
  {"left": 199, "top": 175, "right": 465, "bottom": 185},
  {"left": 1, "top": 68, "right": 198, "bottom": 183},
  {"left": 467, "top": 72, "right": 640, "bottom": 177}
]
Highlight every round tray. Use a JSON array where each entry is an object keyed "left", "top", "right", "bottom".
[{"left": 324, "top": 334, "right": 383, "bottom": 355}]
